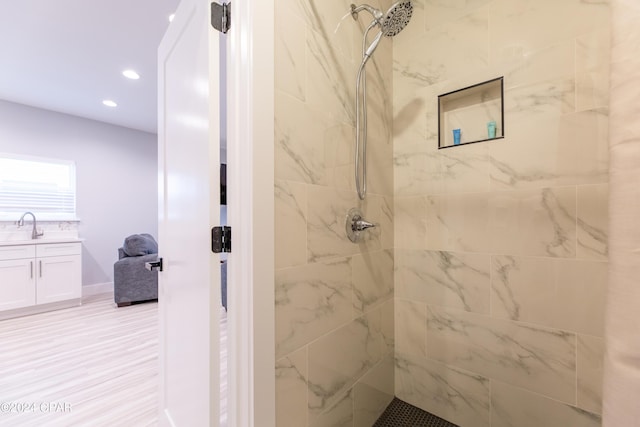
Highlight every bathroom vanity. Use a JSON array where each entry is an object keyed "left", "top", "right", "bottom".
[{"left": 0, "top": 239, "right": 82, "bottom": 320}]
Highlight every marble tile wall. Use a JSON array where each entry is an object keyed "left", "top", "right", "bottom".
[
  {"left": 274, "top": 0, "right": 395, "bottom": 425},
  {"left": 393, "top": 0, "right": 610, "bottom": 426}
]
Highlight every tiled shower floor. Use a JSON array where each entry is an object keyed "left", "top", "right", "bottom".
[{"left": 373, "top": 398, "right": 459, "bottom": 427}]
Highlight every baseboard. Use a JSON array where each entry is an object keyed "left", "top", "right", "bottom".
[{"left": 83, "top": 282, "right": 114, "bottom": 297}]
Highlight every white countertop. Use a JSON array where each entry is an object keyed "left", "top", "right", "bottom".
[{"left": 0, "top": 238, "right": 83, "bottom": 247}]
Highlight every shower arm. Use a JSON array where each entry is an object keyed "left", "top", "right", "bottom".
[{"left": 350, "top": 3, "right": 384, "bottom": 22}]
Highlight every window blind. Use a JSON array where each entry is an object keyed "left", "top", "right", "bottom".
[{"left": 0, "top": 155, "right": 76, "bottom": 218}]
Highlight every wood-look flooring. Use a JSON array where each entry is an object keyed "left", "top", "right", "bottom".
[{"left": 0, "top": 293, "right": 228, "bottom": 427}]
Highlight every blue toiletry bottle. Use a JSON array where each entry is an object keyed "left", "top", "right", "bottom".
[{"left": 453, "top": 128, "right": 461, "bottom": 145}]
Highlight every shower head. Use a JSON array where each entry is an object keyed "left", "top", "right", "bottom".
[
  {"left": 351, "top": 1, "right": 413, "bottom": 62},
  {"left": 351, "top": 1, "right": 413, "bottom": 37},
  {"left": 379, "top": 1, "right": 413, "bottom": 37}
]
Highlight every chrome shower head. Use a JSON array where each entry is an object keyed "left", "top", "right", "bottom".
[
  {"left": 351, "top": 1, "right": 413, "bottom": 61},
  {"left": 351, "top": 1, "right": 413, "bottom": 37},
  {"left": 380, "top": 1, "right": 413, "bottom": 37}
]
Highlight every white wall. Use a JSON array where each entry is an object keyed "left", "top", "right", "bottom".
[
  {"left": 603, "top": 1, "right": 640, "bottom": 424},
  {"left": 0, "top": 99, "right": 157, "bottom": 288}
]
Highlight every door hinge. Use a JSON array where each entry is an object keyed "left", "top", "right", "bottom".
[
  {"left": 211, "top": 2, "right": 230, "bottom": 34},
  {"left": 212, "top": 226, "right": 232, "bottom": 253}
]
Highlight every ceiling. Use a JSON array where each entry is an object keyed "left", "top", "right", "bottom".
[{"left": 0, "top": 0, "right": 182, "bottom": 134}]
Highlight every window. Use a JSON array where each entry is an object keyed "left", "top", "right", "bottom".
[{"left": 0, "top": 154, "right": 76, "bottom": 220}]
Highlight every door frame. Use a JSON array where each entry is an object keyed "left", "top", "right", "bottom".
[{"left": 226, "top": 0, "right": 275, "bottom": 426}]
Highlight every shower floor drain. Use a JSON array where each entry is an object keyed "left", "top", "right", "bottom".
[{"left": 373, "top": 398, "right": 459, "bottom": 427}]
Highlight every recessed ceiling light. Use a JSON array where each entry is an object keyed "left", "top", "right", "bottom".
[
  {"left": 169, "top": 14, "right": 175, "bottom": 22},
  {"left": 122, "top": 69, "right": 140, "bottom": 80},
  {"left": 102, "top": 100, "right": 117, "bottom": 108}
]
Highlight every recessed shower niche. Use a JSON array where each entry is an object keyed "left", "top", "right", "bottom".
[{"left": 438, "top": 76, "right": 504, "bottom": 149}]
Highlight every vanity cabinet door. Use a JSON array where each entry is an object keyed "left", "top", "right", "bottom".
[
  {"left": 36, "top": 255, "right": 82, "bottom": 305},
  {"left": 0, "top": 258, "right": 36, "bottom": 310}
]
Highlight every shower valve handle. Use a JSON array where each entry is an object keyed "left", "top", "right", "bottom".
[
  {"left": 346, "top": 208, "right": 376, "bottom": 243},
  {"left": 353, "top": 218, "right": 375, "bottom": 232}
]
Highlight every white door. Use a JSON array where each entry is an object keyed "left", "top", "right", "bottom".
[{"left": 157, "top": 0, "right": 220, "bottom": 424}]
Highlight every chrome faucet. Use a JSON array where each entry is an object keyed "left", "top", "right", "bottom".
[{"left": 16, "top": 212, "right": 44, "bottom": 239}]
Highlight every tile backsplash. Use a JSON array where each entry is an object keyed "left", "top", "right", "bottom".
[{"left": 0, "top": 220, "right": 79, "bottom": 241}]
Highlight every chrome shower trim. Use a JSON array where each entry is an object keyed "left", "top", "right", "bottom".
[
  {"left": 350, "top": 3, "right": 384, "bottom": 22},
  {"left": 346, "top": 208, "right": 376, "bottom": 243}
]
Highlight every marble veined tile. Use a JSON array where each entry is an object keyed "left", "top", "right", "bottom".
[
  {"left": 289, "top": 0, "right": 357, "bottom": 61},
  {"left": 578, "top": 334, "right": 604, "bottom": 414},
  {"left": 381, "top": 299, "right": 394, "bottom": 354},
  {"left": 365, "top": 122, "right": 395, "bottom": 197},
  {"left": 307, "top": 186, "right": 381, "bottom": 262},
  {"left": 393, "top": 7, "right": 489, "bottom": 103},
  {"left": 395, "top": 353, "right": 490, "bottom": 427},
  {"left": 276, "top": 347, "right": 308, "bottom": 427},
  {"left": 352, "top": 249, "right": 394, "bottom": 315},
  {"left": 393, "top": 89, "right": 429, "bottom": 141},
  {"left": 323, "top": 123, "right": 355, "bottom": 191},
  {"left": 491, "top": 255, "right": 550, "bottom": 321},
  {"left": 504, "top": 78, "right": 576, "bottom": 125},
  {"left": 424, "top": 0, "right": 493, "bottom": 31},
  {"left": 394, "top": 196, "right": 428, "bottom": 250},
  {"left": 556, "top": 109, "right": 609, "bottom": 186},
  {"left": 427, "top": 306, "right": 577, "bottom": 403},
  {"left": 309, "top": 389, "right": 353, "bottom": 427},
  {"left": 396, "top": 250, "right": 490, "bottom": 314},
  {"left": 305, "top": 24, "right": 356, "bottom": 125},
  {"left": 495, "top": 41, "right": 574, "bottom": 89},
  {"left": 489, "top": 0, "right": 609, "bottom": 63},
  {"left": 491, "top": 256, "right": 607, "bottom": 337},
  {"left": 425, "top": 192, "right": 490, "bottom": 252},
  {"left": 394, "top": 299, "right": 427, "bottom": 357},
  {"left": 367, "top": 38, "right": 394, "bottom": 107},
  {"left": 275, "top": 180, "right": 308, "bottom": 269},
  {"left": 438, "top": 143, "right": 491, "bottom": 195},
  {"left": 489, "top": 187, "right": 577, "bottom": 258},
  {"left": 490, "top": 110, "right": 609, "bottom": 190},
  {"left": 554, "top": 261, "right": 607, "bottom": 336},
  {"left": 394, "top": 130, "right": 441, "bottom": 197},
  {"left": 378, "top": 196, "right": 394, "bottom": 250},
  {"left": 577, "top": 184, "right": 609, "bottom": 261},
  {"left": 275, "top": 90, "right": 328, "bottom": 185},
  {"left": 576, "top": 28, "right": 611, "bottom": 111},
  {"left": 489, "top": 118, "right": 560, "bottom": 190},
  {"left": 275, "top": 257, "right": 352, "bottom": 359},
  {"left": 354, "top": 354, "right": 394, "bottom": 427},
  {"left": 491, "top": 381, "right": 601, "bottom": 427},
  {"left": 308, "top": 312, "right": 384, "bottom": 421},
  {"left": 361, "top": 49, "right": 393, "bottom": 133},
  {"left": 275, "top": 6, "right": 306, "bottom": 101}
]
